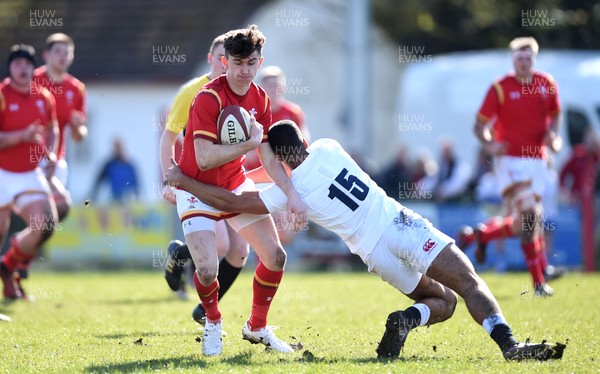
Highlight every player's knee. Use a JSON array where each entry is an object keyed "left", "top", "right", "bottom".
[
  {"left": 512, "top": 188, "right": 537, "bottom": 215},
  {"left": 197, "top": 265, "right": 218, "bottom": 285},
  {"left": 215, "top": 235, "right": 229, "bottom": 258},
  {"left": 519, "top": 209, "right": 538, "bottom": 236},
  {"left": 446, "top": 290, "right": 458, "bottom": 318},
  {"left": 275, "top": 247, "right": 287, "bottom": 268},
  {"left": 32, "top": 218, "right": 56, "bottom": 245},
  {"left": 229, "top": 241, "right": 249, "bottom": 259}
]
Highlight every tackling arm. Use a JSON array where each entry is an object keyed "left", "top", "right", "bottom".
[
  {"left": 258, "top": 142, "right": 307, "bottom": 227},
  {"left": 166, "top": 158, "right": 269, "bottom": 214},
  {"left": 258, "top": 142, "right": 292, "bottom": 191}
]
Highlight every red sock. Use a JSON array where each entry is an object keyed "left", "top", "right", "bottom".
[
  {"left": 536, "top": 235, "right": 549, "bottom": 270},
  {"left": 193, "top": 273, "right": 221, "bottom": 322},
  {"left": 1, "top": 239, "right": 33, "bottom": 272},
  {"left": 479, "top": 217, "right": 514, "bottom": 244},
  {"left": 249, "top": 262, "right": 283, "bottom": 330},
  {"left": 522, "top": 241, "right": 545, "bottom": 286}
]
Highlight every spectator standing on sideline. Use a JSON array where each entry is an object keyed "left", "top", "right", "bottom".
[{"left": 91, "top": 138, "right": 139, "bottom": 203}]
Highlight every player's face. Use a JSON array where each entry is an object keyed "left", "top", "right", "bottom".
[
  {"left": 222, "top": 51, "right": 263, "bottom": 86},
  {"left": 512, "top": 50, "right": 533, "bottom": 77},
  {"left": 208, "top": 44, "right": 226, "bottom": 76},
  {"left": 45, "top": 42, "right": 73, "bottom": 72},
  {"left": 9, "top": 58, "right": 34, "bottom": 87},
  {"left": 261, "top": 76, "right": 283, "bottom": 100}
]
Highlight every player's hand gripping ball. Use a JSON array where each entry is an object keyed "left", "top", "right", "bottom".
[{"left": 217, "top": 105, "right": 252, "bottom": 145}]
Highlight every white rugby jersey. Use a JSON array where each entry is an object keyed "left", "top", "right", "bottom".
[{"left": 259, "top": 138, "right": 400, "bottom": 261}]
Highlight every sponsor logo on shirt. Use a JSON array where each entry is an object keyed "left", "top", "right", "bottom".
[{"left": 8, "top": 103, "right": 19, "bottom": 112}]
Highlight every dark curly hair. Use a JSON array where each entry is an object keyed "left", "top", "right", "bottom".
[{"left": 223, "top": 24, "right": 266, "bottom": 59}]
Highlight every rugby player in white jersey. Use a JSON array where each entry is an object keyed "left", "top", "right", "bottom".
[{"left": 164, "top": 120, "right": 565, "bottom": 361}]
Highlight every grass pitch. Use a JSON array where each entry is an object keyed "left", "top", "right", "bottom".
[{"left": 0, "top": 270, "right": 598, "bottom": 373}]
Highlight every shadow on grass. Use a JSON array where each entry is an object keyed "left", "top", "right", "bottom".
[
  {"left": 85, "top": 350, "right": 493, "bottom": 372},
  {"left": 221, "top": 351, "right": 255, "bottom": 365},
  {"left": 84, "top": 352, "right": 256, "bottom": 372},
  {"left": 287, "top": 355, "right": 493, "bottom": 366},
  {"left": 96, "top": 330, "right": 198, "bottom": 340},
  {"left": 92, "top": 295, "right": 184, "bottom": 305},
  {"left": 85, "top": 355, "right": 206, "bottom": 372}
]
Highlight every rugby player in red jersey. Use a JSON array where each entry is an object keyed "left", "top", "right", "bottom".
[
  {"left": 458, "top": 37, "right": 561, "bottom": 297},
  {"left": 33, "top": 33, "right": 87, "bottom": 222},
  {"left": 159, "top": 34, "right": 251, "bottom": 322},
  {"left": 0, "top": 44, "right": 59, "bottom": 300},
  {"left": 174, "top": 25, "right": 306, "bottom": 356}
]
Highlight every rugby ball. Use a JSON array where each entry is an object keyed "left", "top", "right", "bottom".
[{"left": 217, "top": 106, "right": 252, "bottom": 145}]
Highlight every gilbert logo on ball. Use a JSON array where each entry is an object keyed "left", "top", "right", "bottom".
[{"left": 217, "top": 106, "right": 252, "bottom": 145}]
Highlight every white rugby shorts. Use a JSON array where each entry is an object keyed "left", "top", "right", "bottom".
[
  {"left": 365, "top": 207, "right": 454, "bottom": 294},
  {"left": 494, "top": 155, "right": 547, "bottom": 197},
  {"left": 0, "top": 167, "right": 51, "bottom": 210}
]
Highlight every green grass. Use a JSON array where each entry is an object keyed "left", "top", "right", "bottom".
[{"left": 0, "top": 270, "right": 598, "bottom": 373}]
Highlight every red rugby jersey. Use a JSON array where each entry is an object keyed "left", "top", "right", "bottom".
[
  {"left": 477, "top": 71, "right": 560, "bottom": 159},
  {"left": 179, "top": 75, "right": 272, "bottom": 190},
  {"left": 0, "top": 78, "right": 57, "bottom": 172},
  {"left": 33, "top": 66, "right": 86, "bottom": 160}
]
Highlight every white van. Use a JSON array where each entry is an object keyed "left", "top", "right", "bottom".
[{"left": 397, "top": 49, "right": 600, "bottom": 168}]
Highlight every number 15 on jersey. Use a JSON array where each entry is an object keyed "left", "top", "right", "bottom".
[{"left": 328, "top": 168, "right": 369, "bottom": 211}]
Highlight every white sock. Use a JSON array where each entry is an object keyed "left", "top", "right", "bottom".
[
  {"left": 482, "top": 314, "right": 508, "bottom": 335},
  {"left": 412, "top": 303, "right": 431, "bottom": 326}
]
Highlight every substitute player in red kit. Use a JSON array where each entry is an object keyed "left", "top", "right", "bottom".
[
  {"left": 0, "top": 44, "right": 59, "bottom": 300},
  {"left": 458, "top": 37, "right": 560, "bottom": 297},
  {"left": 33, "top": 33, "right": 87, "bottom": 222},
  {"left": 175, "top": 25, "right": 306, "bottom": 356}
]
